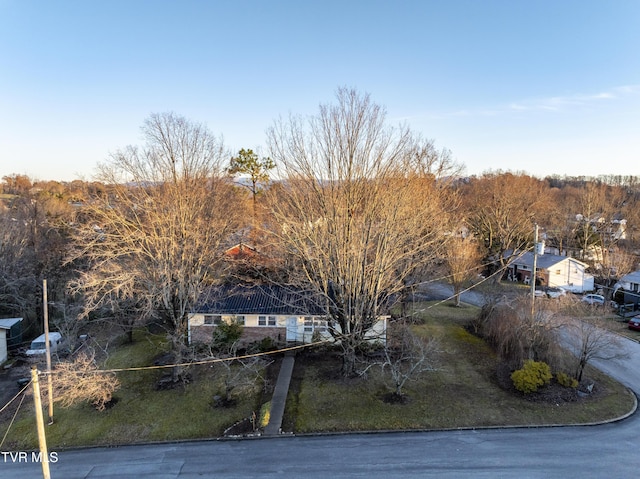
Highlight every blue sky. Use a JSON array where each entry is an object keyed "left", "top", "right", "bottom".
[{"left": 1, "top": 0, "right": 639, "bottom": 181}]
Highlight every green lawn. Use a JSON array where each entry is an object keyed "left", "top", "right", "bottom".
[
  {"left": 1, "top": 303, "right": 635, "bottom": 448},
  {"left": 1, "top": 330, "right": 263, "bottom": 449},
  {"left": 284, "top": 301, "right": 635, "bottom": 433}
]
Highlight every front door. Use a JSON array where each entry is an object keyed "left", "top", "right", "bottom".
[{"left": 286, "top": 317, "right": 298, "bottom": 342}]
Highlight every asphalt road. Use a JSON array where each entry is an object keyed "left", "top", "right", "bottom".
[
  {"left": 2, "top": 287, "right": 640, "bottom": 478},
  {"left": 1, "top": 416, "right": 639, "bottom": 479}
]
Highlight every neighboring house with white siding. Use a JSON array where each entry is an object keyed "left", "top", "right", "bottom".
[
  {"left": 613, "top": 270, "right": 640, "bottom": 312},
  {"left": 506, "top": 251, "right": 594, "bottom": 293},
  {"left": 614, "top": 270, "right": 640, "bottom": 294}
]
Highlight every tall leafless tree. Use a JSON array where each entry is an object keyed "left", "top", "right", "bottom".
[
  {"left": 266, "top": 88, "right": 458, "bottom": 376},
  {"left": 68, "top": 113, "right": 241, "bottom": 370},
  {"left": 464, "top": 173, "right": 550, "bottom": 281},
  {"left": 0, "top": 177, "right": 75, "bottom": 333}
]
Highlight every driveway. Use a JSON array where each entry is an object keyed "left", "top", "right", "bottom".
[{"left": 416, "top": 281, "right": 487, "bottom": 307}]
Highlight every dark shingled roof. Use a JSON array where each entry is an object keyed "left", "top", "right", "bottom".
[
  {"left": 195, "top": 284, "right": 327, "bottom": 316},
  {"left": 509, "top": 251, "right": 587, "bottom": 269}
]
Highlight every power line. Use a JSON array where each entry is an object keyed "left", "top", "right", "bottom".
[
  {"left": 0, "top": 380, "right": 31, "bottom": 449},
  {"left": 43, "top": 339, "right": 331, "bottom": 376},
  {"left": 0, "top": 380, "right": 32, "bottom": 415}
]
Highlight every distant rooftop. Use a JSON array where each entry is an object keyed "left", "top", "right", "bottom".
[
  {"left": 0, "top": 318, "right": 22, "bottom": 329},
  {"left": 508, "top": 251, "right": 587, "bottom": 269}
]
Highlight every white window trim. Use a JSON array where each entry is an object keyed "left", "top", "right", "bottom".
[{"left": 204, "top": 314, "right": 222, "bottom": 325}]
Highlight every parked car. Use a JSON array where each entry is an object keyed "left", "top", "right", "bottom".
[
  {"left": 25, "top": 332, "right": 66, "bottom": 356},
  {"left": 545, "top": 287, "right": 567, "bottom": 299},
  {"left": 534, "top": 287, "right": 567, "bottom": 299},
  {"left": 534, "top": 288, "right": 546, "bottom": 298},
  {"left": 582, "top": 294, "right": 605, "bottom": 306},
  {"left": 629, "top": 316, "right": 640, "bottom": 331}
]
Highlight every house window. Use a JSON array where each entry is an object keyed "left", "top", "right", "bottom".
[
  {"left": 235, "top": 315, "right": 245, "bottom": 325},
  {"left": 258, "top": 315, "right": 277, "bottom": 326},
  {"left": 632, "top": 283, "right": 639, "bottom": 293},
  {"left": 204, "top": 315, "right": 222, "bottom": 325},
  {"left": 555, "top": 269, "right": 561, "bottom": 275},
  {"left": 314, "top": 319, "right": 328, "bottom": 333},
  {"left": 304, "top": 317, "right": 313, "bottom": 332},
  {"left": 303, "top": 317, "right": 327, "bottom": 334}
]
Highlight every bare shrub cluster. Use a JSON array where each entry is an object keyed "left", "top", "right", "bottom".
[
  {"left": 474, "top": 296, "right": 566, "bottom": 370},
  {"left": 50, "top": 351, "right": 120, "bottom": 411}
]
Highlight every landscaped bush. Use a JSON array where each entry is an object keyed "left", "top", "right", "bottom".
[
  {"left": 212, "top": 320, "right": 244, "bottom": 348},
  {"left": 511, "top": 360, "right": 552, "bottom": 394},
  {"left": 556, "top": 371, "right": 579, "bottom": 389},
  {"left": 474, "top": 299, "right": 563, "bottom": 369},
  {"left": 259, "top": 401, "right": 271, "bottom": 428},
  {"left": 251, "top": 336, "right": 277, "bottom": 352}
]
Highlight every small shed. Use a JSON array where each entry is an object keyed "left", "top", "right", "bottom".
[
  {"left": 0, "top": 318, "right": 23, "bottom": 364},
  {"left": 0, "top": 328, "right": 6, "bottom": 364},
  {"left": 0, "top": 318, "right": 23, "bottom": 349}
]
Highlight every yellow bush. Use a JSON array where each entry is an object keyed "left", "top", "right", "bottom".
[
  {"left": 259, "top": 401, "right": 271, "bottom": 428},
  {"left": 556, "top": 371, "right": 578, "bottom": 389},
  {"left": 511, "top": 360, "right": 552, "bottom": 394}
]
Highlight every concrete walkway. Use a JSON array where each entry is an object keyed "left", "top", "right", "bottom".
[{"left": 264, "top": 351, "right": 295, "bottom": 435}]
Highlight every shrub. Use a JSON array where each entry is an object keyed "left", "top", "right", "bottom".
[
  {"left": 511, "top": 360, "right": 552, "bottom": 394},
  {"left": 212, "top": 319, "right": 244, "bottom": 347},
  {"left": 257, "top": 336, "right": 277, "bottom": 352},
  {"left": 556, "top": 371, "right": 579, "bottom": 389},
  {"left": 259, "top": 401, "right": 271, "bottom": 429}
]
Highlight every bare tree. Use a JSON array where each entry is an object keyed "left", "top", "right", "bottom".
[
  {"left": 49, "top": 300, "right": 85, "bottom": 352},
  {"left": 68, "top": 113, "right": 241, "bottom": 373},
  {"left": 563, "top": 316, "right": 627, "bottom": 382},
  {"left": 198, "top": 323, "right": 271, "bottom": 406},
  {"left": 380, "top": 322, "right": 440, "bottom": 400},
  {"left": 50, "top": 351, "right": 120, "bottom": 411},
  {"left": 0, "top": 207, "right": 35, "bottom": 318},
  {"left": 477, "top": 296, "right": 566, "bottom": 367},
  {"left": 0, "top": 177, "right": 76, "bottom": 332},
  {"left": 212, "top": 351, "right": 270, "bottom": 406},
  {"left": 443, "top": 234, "right": 482, "bottom": 306},
  {"left": 266, "top": 88, "right": 458, "bottom": 376},
  {"left": 464, "top": 173, "right": 551, "bottom": 281}
]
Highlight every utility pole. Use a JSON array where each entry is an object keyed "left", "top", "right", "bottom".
[
  {"left": 31, "top": 366, "right": 51, "bottom": 479},
  {"left": 530, "top": 224, "right": 539, "bottom": 317},
  {"left": 42, "top": 279, "right": 54, "bottom": 424}
]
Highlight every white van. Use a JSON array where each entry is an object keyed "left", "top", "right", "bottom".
[{"left": 26, "top": 332, "right": 65, "bottom": 356}]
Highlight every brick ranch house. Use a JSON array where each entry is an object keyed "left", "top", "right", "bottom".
[{"left": 188, "top": 284, "right": 388, "bottom": 345}]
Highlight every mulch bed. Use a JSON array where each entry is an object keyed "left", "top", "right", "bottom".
[{"left": 495, "top": 361, "right": 604, "bottom": 403}]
